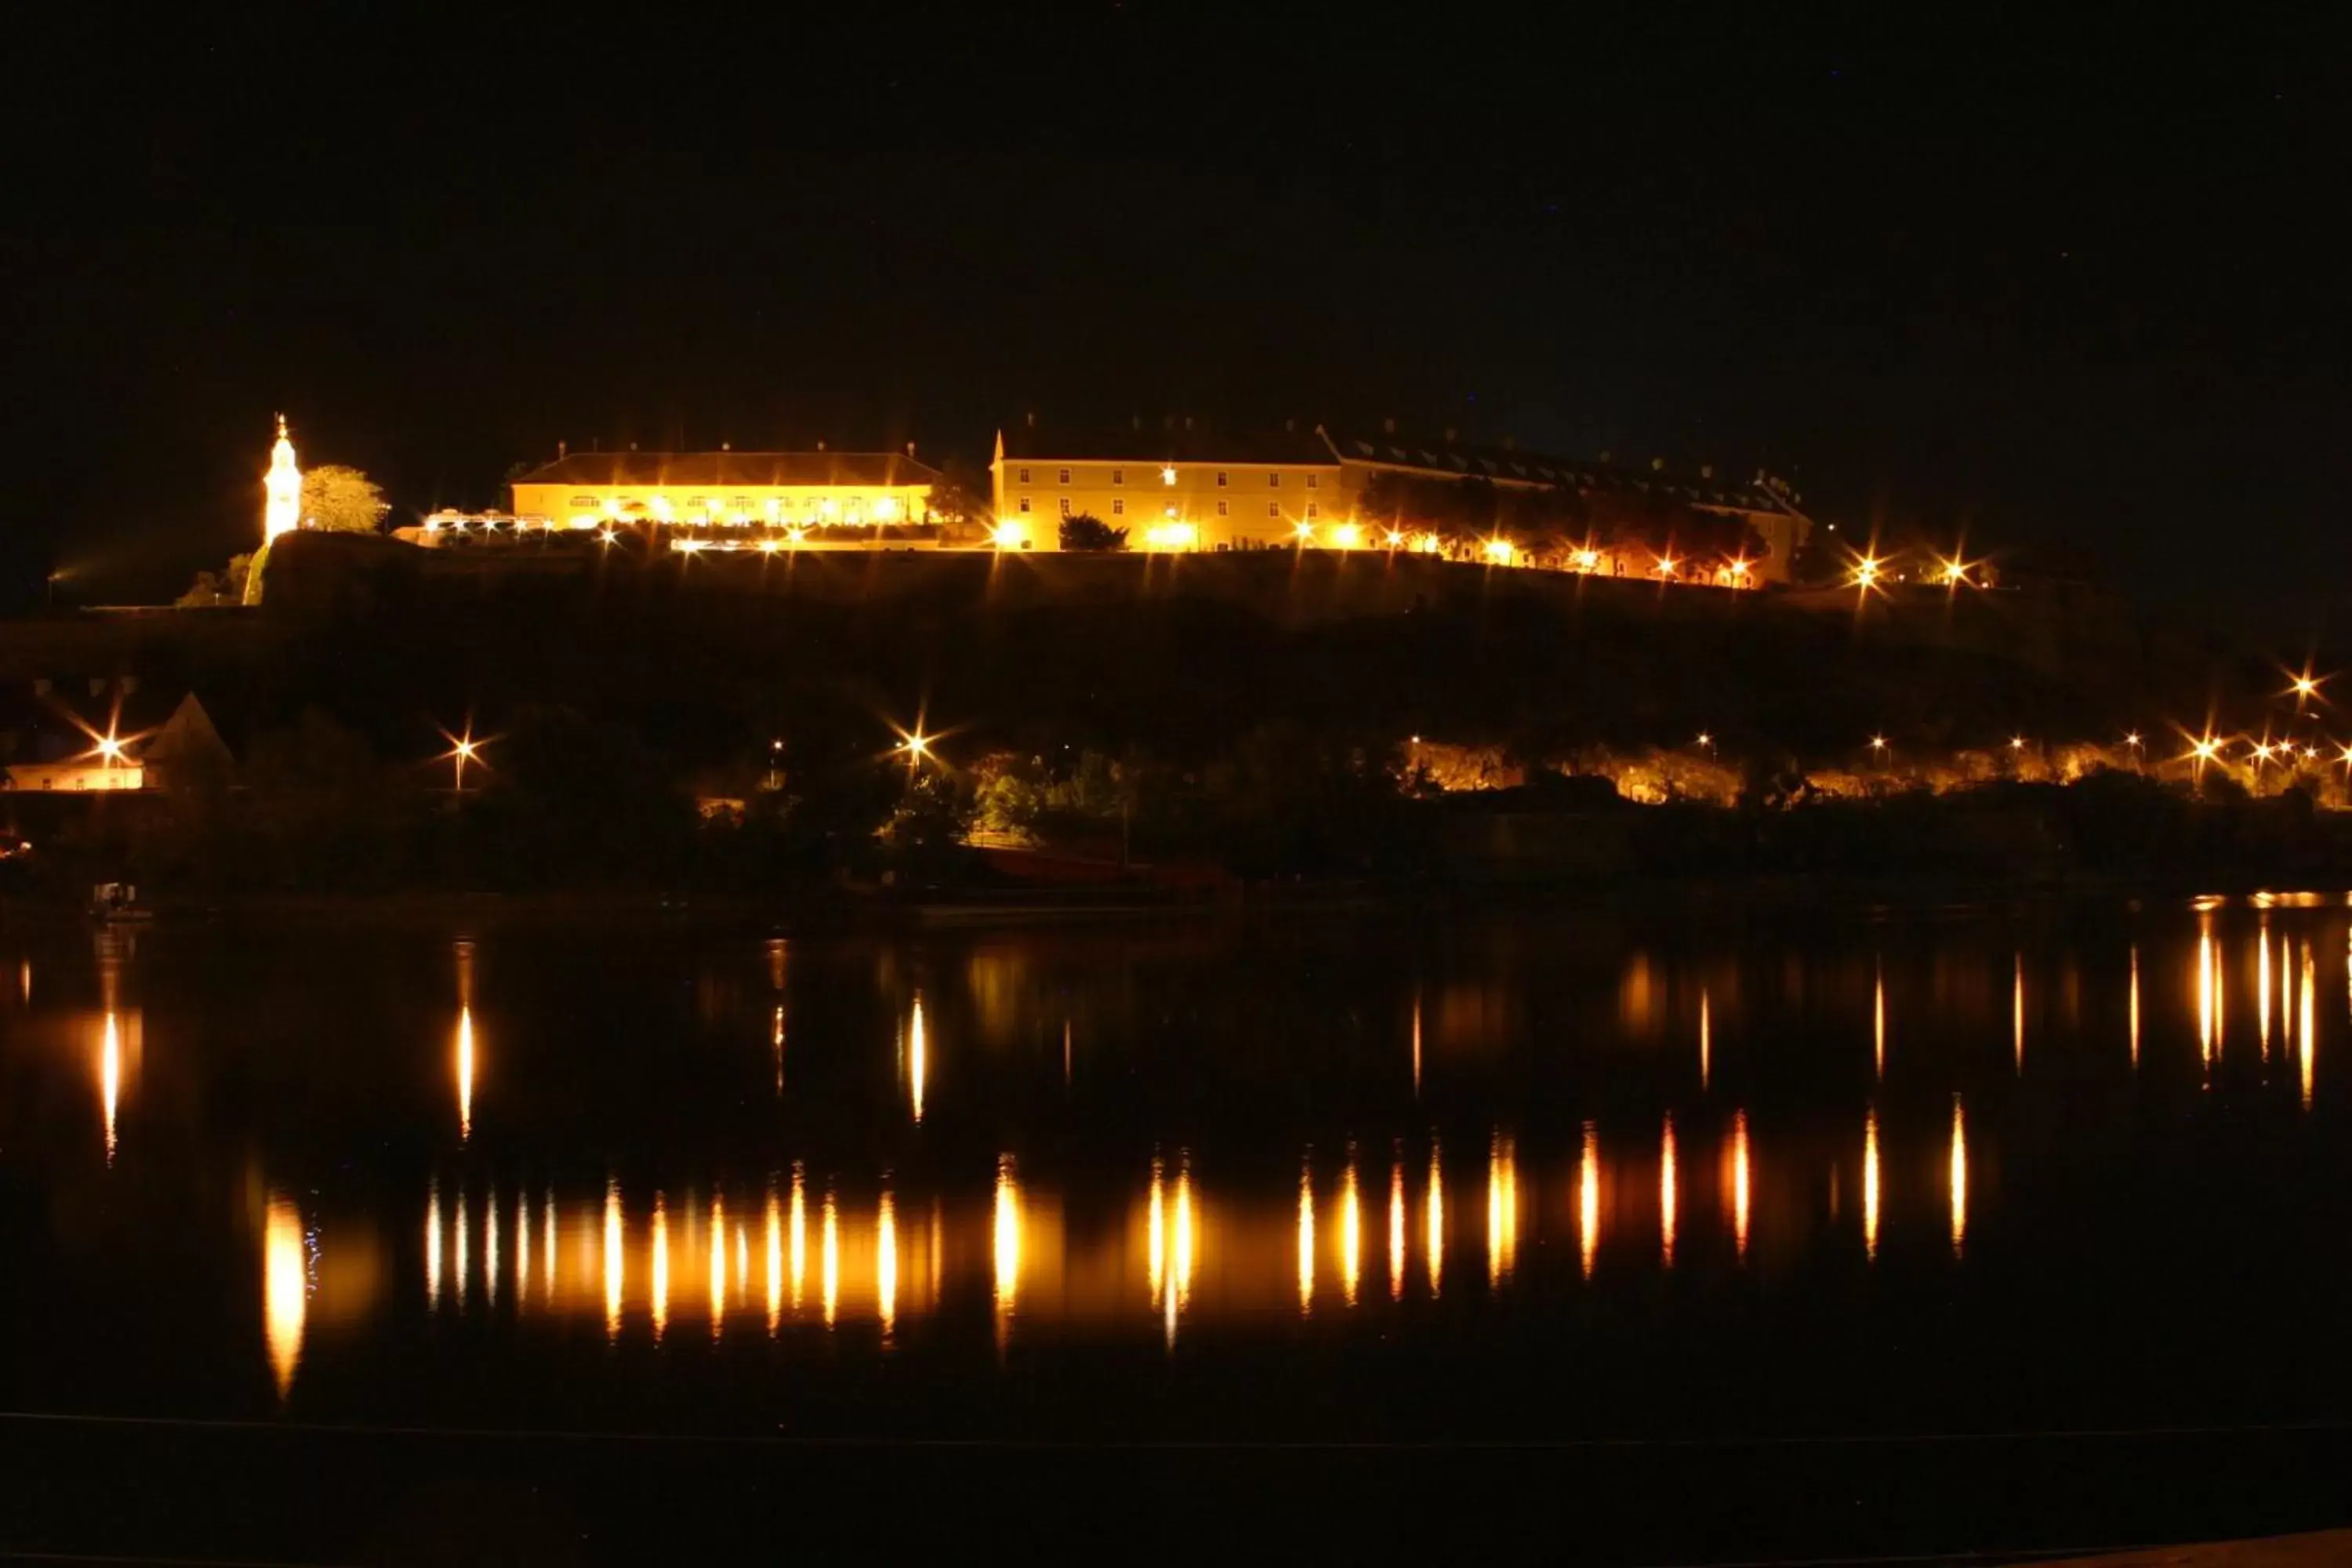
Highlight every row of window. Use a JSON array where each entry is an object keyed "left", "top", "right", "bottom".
[
  {"left": 1014, "top": 497, "right": 1323, "bottom": 520},
  {"left": 1014, "top": 466, "right": 1319, "bottom": 489}
]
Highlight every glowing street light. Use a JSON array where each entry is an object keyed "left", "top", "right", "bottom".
[
  {"left": 1384, "top": 528, "right": 1406, "bottom": 550},
  {"left": 1726, "top": 557, "right": 1751, "bottom": 584},
  {"left": 1940, "top": 557, "right": 1972, "bottom": 586},
  {"left": 1160, "top": 466, "right": 1177, "bottom": 485},
  {"left": 2124, "top": 731, "right": 2143, "bottom": 750},
  {"left": 95, "top": 734, "right": 126, "bottom": 765},
  {"left": 1573, "top": 547, "right": 1601, "bottom": 572},
  {"left": 1483, "top": 538, "right": 1515, "bottom": 564},
  {"left": 2009, "top": 735, "right": 2027, "bottom": 753},
  {"left": 2288, "top": 669, "right": 2325, "bottom": 706},
  {"left": 1853, "top": 555, "right": 1883, "bottom": 590},
  {"left": 1654, "top": 554, "right": 1679, "bottom": 579},
  {"left": 1294, "top": 521, "right": 1318, "bottom": 545},
  {"left": 1869, "top": 735, "right": 1888, "bottom": 755},
  {"left": 597, "top": 528, "right": 619, "bottom": 546}
]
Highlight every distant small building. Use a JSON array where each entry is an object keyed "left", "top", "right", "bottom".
[
  {"left": 0, "top": 681, "right": 234, "bottom": 795},
  {"left": 504, "top": 448, "right": 943, "bottom": 538}
]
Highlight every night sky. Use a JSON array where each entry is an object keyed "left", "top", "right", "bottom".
[{"left": 9, "top": 9, "right": 2346, "bottom": 628}]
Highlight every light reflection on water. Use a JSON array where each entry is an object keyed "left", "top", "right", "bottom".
[{"left": 12, "top": 898, "right": 2352, "bottom": 1406}]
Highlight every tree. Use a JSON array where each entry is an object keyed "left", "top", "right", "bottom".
[
  {"left": 1059, "top": 512, "right": 1127, "bottom": 551},
  {"left": 176, "top": 552, "right": 254, "bottom": 608},
  {"left": 925, "top": 456, "right": 993, "bottom": 535},
  {"left": 299, "top": 465, "right": 391, "bottom": 532}
]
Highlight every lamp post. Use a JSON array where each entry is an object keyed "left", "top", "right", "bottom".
[{"left": 452, "top": 736, "right": 477, "bottom": 793}]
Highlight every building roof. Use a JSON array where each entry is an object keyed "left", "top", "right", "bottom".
[
  {"left": 1315, "top": 425, "right": 1806, "bottom": 516},
  {"left": 510, "top": 451, "right": 943, "bottom": 489},
  {"left": 997, "top": 422, "right": 1338, "bottom": 467}
]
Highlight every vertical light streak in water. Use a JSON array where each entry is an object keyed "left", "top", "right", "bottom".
[
  {"left": 1660, "top": 1115, "right": 1679, "bottom": 1269},
  {"left": 2013, "top": 954, "right": 2025, "bottom": 1073},
  {"left": 1172, "top": 1163, "right": 1196, "bottom": 1312},
  {"left": 1874, "top": 964, "right": 1886, "bottom": 1079},
  {"left": 821, "top": 1189, "right": 840, "bottom": 1328},
  {"left": 789, "top": 1165, "right": 808, "bottom": 1310},
  {"left": 263, "top": 1192, "right": 307, "bottom": 1400},
  {"left": 877, "top": 1190, "right": 898, "bottom": 1340},
  {"left": 543, "top": 1188, "right": 556, "bottom": 1302},
  {"left": 1388, "top": 1158, "right": 1406, "bottom": 1300},
  {"left": 1062, "top": 1018, "right": 1073, "bottom": 1087},
  {"left": 2129, "top": 946, "right": 2141, "bottom": 1069},
  {"left": 456, "top": 1005, "right": 475, "bottom": 1142},
  {"left": 1486, "top": 1132, "right": 1517, "bottom": 1288},
  {"left": 2260, "top": 927, "right": 2274, "bottom": 1055},
  {"left": 709, "top": 1193, "right": 726, "bottom": 1338},
  {"left": 426, "top": 1177, "right": 444, "bottom": 1311},
  {"left": 1699, "top": 989, "right": 1711, "bottom": 1090},
  {"left": 18, "top": 957, "right": 28, "bottom": 1004},
  {"left": 1411, "top": 992, "right": 1423, "bottom": 1096},
  {"left": 485, "top": 1184, "right": 499, "bottom": 1308},
  {"left": 1148, "top": 1159, "right": 1166, "bottom": 1308},
  {"left": 1579, "top": 1123, "right": 1600, "bottom": 1279},
  {"left": 100, "top": 1011, "right": 121, "bottom": 1164},
  {"left": 1296, "top": 1159, "right": 1316, "bottom": 1315},
  {"left": 649, "top": 1192, "right": 670, "bottom": 1343},
  {"left": 98, "top": 1011, "right": 126, "bottom": 1163},
  {"left": 515, "top": 1190, "right": 529, "bottom": 1311},
  {"left": 1864, "top": 1108, "right": 1882, "bottom": 1261},
  {"left": 908, "top": 994, "right": 927, "bottom": 1124},
  {"left": 604, "top": 1181, "right": 623, "bottom": 1340},
  {"left": 1340, "top": 1156, "right": 1362, "bottom": 1306},
  {"left": 1730, "top": 1111, "right": 1751, "bottom": 1261},
  {"left": 772, "top": 1005, "right": 786, "bottom": 1098},
  {"left": 1949, "top": 1098, "right": 1968, "bottom": 1258},
  {"left": 2198, "top": 923, "right": 2217, "bottom": 1067},
  {"left": 991, "top": 1157, "right": 1019, "bottom": 1331},
  {"left": 1425, "top": 1142, "right": 1444, "bottom": 1297},
  {"left": 764, "top": 1182, "right": 782, "bottom": 1334},
  {"left": 453, "top": 1183, "right": 468, "bottom": 1312},
  {"left": 2301, "top": 942, "right": 2317, "bottom": 1108}
]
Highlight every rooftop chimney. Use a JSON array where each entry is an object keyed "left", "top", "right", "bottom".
[
  {"left": 557, "top": 439, "right": 568, "bottom": 459},
  {"left": 1700, "top": 463, "right": 1713, "bottom": 480},
  {"left": 1025, "top": 411, "right": 1036, "bottom": 429},
  {"left": 906, "top": 441, "right": 916, "bottom": 457},
  {"left": 1382, "top": 416, "right": 1396, "bottom": 434},
  {"left": 1443, "top": 426, "right": 1457, "bottom": 443}
]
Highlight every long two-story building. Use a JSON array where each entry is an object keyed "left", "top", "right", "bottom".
[{"left": 990, "top": 418, "right": 1813, "bottom": 579}]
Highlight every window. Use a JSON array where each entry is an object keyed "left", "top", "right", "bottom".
[
  {"left": 1305, "top": 474, "right": 1319, "bottom": 490},
  {"left": 1268, "top": 502, "right": 1280, "bottom": 517},
  {"left": 1160, "top": 466, "right": 1177, "bottom": 485},
  {"left": 1058, "top": 498, "right": 1072, "bottom": 516},
  {"left": 1269, "top": 473, "right": 1280, "bottom": 487},
  {"left": 1017, "top": 467, "right": 1031, "bottom": 484},
  {"left": 1306, "top": 503, "right": 1319, "bottom": 518},
  {"left": 688, "top": 495, "right": 706, "bottom": 508},
  {"left": 1112, "top": 499, "right": 1125, "bottom": 516},
  {"left": 1058, "top": 467, "right": 1071, "bottom": 485},
  {"left": 1216, "top": 470, "right": 1229, "bottom": 487},
  {"left": 1018, "top": 497, "right": 1032, "bottom": 514},
  {"left": 1217, "top": 500, "right": 1229, "bottom": 517},
  {"left": 1112, "top": 468, "right": 1125, "bottom": 485},
  {"left": 571, "top": 494, "right": 598, "bottom": 508}
]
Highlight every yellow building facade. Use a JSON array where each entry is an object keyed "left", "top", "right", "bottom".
[
  {"left": 509, "top": 449, "right": 942, "bottom": 534},
  {"left": 989, "top": 424, "right": 1344, "bottom": 554},
  {"left": 992, "top": 422, "right": 1814, "bottom": 579}
]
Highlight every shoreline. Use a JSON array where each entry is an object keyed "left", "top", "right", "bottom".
[{"left": 10, "top": 871, "right": 2347, "bottom": 933}]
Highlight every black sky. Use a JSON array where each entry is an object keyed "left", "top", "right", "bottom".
[{"left": 8, "top": 8, "right": 2347, "bottom": 627}]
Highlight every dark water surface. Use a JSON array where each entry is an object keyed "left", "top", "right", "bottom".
[{"left": 5, "top": 898, "right": 2351, "bottom": 1563}]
